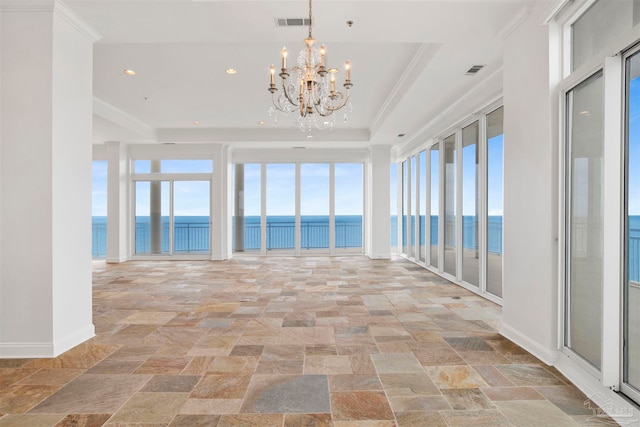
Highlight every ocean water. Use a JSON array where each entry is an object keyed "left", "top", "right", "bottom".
[
  {"left": 390, "top": 215, "right": 503, "bottom": 255},
  {"left": 91, "top": 215, "right": 364, "bottom": 257}
]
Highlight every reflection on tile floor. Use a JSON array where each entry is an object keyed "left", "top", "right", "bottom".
[{"left": 0, "top": 256, "right": 619, "bottom": 426}]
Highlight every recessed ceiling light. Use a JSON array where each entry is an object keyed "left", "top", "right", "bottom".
[
  {"left": 123, "top": 69, "right": 136, "bottom": 75},
  {"left": 307, "top": 135, "right": 313, "bottom": 140},
  {"left": 258, "top": 121, "right": 265, "bottom": 125},
  {"left": 580, "top": 110, "right": 590, "bottom": 116},
  {"left": 226, "top": 68, "right": 237, "bottom": 74},
  {"left": 193, "top": 121, "right": 200, "bottom": 125}
]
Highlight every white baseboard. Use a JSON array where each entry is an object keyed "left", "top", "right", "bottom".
[
  {"left": 368, "top": 253, "right": 391, "bottom": 260},
  {"left": 554, "top": 354, "right": 640, "bottom": 426},
  {"left": 106, "top": 256, "right": 129, "bottom": 263},
  {"left": 499, "top": 322, "right": 558, "bottom": 365},
  {"left": 0, "top": 324, "right": 95, "bottom": 358}
]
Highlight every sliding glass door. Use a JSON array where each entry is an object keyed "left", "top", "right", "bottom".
[
  {"left": 443, "top": 134, "right": 457, "bottom": 277},
  {"left": 462, "top": 122, "right": 480, "bottom": 287},
  {"left": 487, "top": 107, "right": 504, "bottom": 298},
  {"left": 301, "top": 164, "right": 330, "bottom": 251},
  {"left": 234, "top": 162, "right": 364, "bottom": 254},
  {"left": 430, "top": 144, "right": 440, "bottom": 269},
  {"left": 266, "top": 164, "right": 296, "bottom": 252},
  {"left": 565, "top": 71, "right": 604, "bottom": 371},
  {"left": 134, "top": 180, "right": 210, "bottom": 256},
  {"left": 625, "top": 49, "right": 640, "bottom": 401}
]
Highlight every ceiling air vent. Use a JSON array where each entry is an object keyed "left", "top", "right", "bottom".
[
  {"left": 465, "top": 65, "right": 485, "bottom": 75},
  {"left": 276, "top": 18, "right": 311, "bottom": 27}
]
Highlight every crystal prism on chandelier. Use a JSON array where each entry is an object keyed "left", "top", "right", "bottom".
[{"left": 268, "top": 0, "right": 353, "bottom": 132}]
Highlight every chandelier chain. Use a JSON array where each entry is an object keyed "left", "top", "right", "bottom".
[{"left": 308, "top": 0, "right": 313, "bottom": 38}]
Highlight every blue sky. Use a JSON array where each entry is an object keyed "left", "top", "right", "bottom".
[
  {"left": 93, "top": 161, "right": 365, "bottom": 217},
  {"left": 629, "top": 77, "right": 640, "bottom": 215},
  {"left": 388, "top": 138, "right": 503, "bottom": 218}
]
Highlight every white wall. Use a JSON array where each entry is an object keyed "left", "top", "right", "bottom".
[
  {"left": 50, "top": 9, "right": 96, "bottom": 352},
  {"left": 0, "top": 3, "right": 99, "bottom": 357},
  {"left": 500, "top": 2, "right": 561, "bottom": 364}
]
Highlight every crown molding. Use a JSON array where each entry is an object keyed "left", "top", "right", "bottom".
[
  {"left": 93, "top": 97, "right": 158, "bottom": 141},
  {"left": 497, "top": 5, "right": 532, "bottom": 40},
  {"left": 1, "top": 0, "right": 101, "bottom": 42},
  {"left": 157, "top": 127, "right": 370, "bottom": 144},
  {"left": 369, "top": 43, "right": 441, "bottom": 138},
  {"left": 0, "top": 0, "right": 54, "bottom": 12},
  {"left": 54, "top": 1, "right": 101, "bottom": 42}
]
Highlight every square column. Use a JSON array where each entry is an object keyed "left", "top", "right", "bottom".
[
  {"left": 106, "top": 142, "right": 130, "bottom": 263},
  {"left": 0, "top": 1, "right": 100, "bottom": 357},
  {"left": 367, "top": 145, "right": 391, "bottom": 259}
]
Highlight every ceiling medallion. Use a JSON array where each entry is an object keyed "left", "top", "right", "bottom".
[{"left": 268, "top": 0, "right": 353, "bottom": 131}]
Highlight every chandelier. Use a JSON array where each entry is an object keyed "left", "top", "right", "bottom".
[{"left": 268, "top": 0, "right": 353, "bottom": 131}]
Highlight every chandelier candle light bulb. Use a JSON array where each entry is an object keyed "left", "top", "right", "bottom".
[{"left": 267, "top": 0, "right": 353, "bottom": 131}]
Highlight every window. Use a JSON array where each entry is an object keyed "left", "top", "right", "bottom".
[
  {"left": 444, "top": 134, "right": 457, "bottom": 277},
  {"left": 572, "top": 0, "right": 640, "bottom": 72},
  {"left": 390, "top": 163, "right": 398, "bottom": 252},
  {"left": 565, "top": 71, "right": 604, "bottom": 370},
  {"left": 335, "top": 163, "right": 363, "bottom": 251},
  {"left": 134, "top": 159, "right": 213, "bottom": 174},
  {"left": 419, "top": 150, "right": 427, "bottom": 262},
  {"left": 462, "top": 122, "right": 480, "bottom": 287},
  {"left": 487, "top": 107, "right": 504, "bottom": 298},
  {"left": 266, "top": 164, "right": 296, "bottom": 251},
  {"left": 402, "top": 160, "right": 409, "bottom": 255},
  {"left": 92, "top": 160, "right": 108, "bottom": 259},
  {"left": 430, "top": 144, "right": 440, "bottom": 268},
  {"left": 625, "top": 49, "right": 640, "bottom": 397},
  {"left": 132, "top": 159, "right": 212, "bottom": 258},
  {"left": 301, "top": 164, "right": 330, "bottom": 251}
]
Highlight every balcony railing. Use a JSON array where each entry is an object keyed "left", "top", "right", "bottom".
[
  {"left": 233, "top": 217, "right": 363, "bottom": 251},
  {"left": 134, "top": 222, "right": 210, "bottom": 254},
  {"left": 393, "top": 215, "right": 503, "bottom": 255}
]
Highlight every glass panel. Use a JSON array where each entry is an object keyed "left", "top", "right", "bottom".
[
  {"left": 626, "top": 51, "right": 640, "bottom": 392},
  {"left": 266, "top": 164, "right": 295, "bottom": 251},
  {"left": 566, "top": 71, "right": 603, "bottom": 370},
  {"left": 402, "top": 160, "right": 409, "bottom": 254},
  {"left": 390, "top": 163, "right": 398, "bottom": 252},
  {"left": 444, "top": 134, "right": 456, "bottom": 276},
  {"left": 92, "top": 161, "right": 108, "bottom": 259},
  {"left": 419, "top": 151, "right": 427, "bottom": 262},
  {"left": 134, "top": 159, "right": 213, "bottom": 174},
  {"left": 173, "top": 181, "right": 210, "bottom": 253},
  {"left": 135, "top": 180, "right": 170, "bottom": 255},
  {"left": 411, "top": 156, "right": 417, "bottom": 253},
  {"left": 487, "top": 107, "right": 504, "bottom": 297},
  {"left": 572, "top": 0, "right": 638, "bottom": 71},
  {"left": 233, "top": 164, "right": 261, "bottom": 252},
  {"left": 301, "top": 164, "right": 330, "bottom": 250},
  {"left": 134, "top": 160, "right": 150, "bottom": 174},
  {"left": 430, "top": 145, "right": 439, "bottom": 268},
  {"left": 462, "top": 122, "right": 479, "bottom": 286},
  {"left": 335, "top": 163, "right": 363, "bottom": 250}
]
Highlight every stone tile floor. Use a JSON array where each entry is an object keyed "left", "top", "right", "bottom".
[{"left": 0, "top": 256, "right": 619, "bottom": 426}]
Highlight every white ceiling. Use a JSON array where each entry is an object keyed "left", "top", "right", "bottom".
[{"left": 64, "top": 0, "right": 539, "bottom": 148}]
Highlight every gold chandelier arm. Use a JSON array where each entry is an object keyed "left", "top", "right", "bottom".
[
  {"left": 314, "top": 92, "right": 350, "bottom": 116},
  {"left": 281, "top": 66, "right": 304, "bottom": 106}
]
